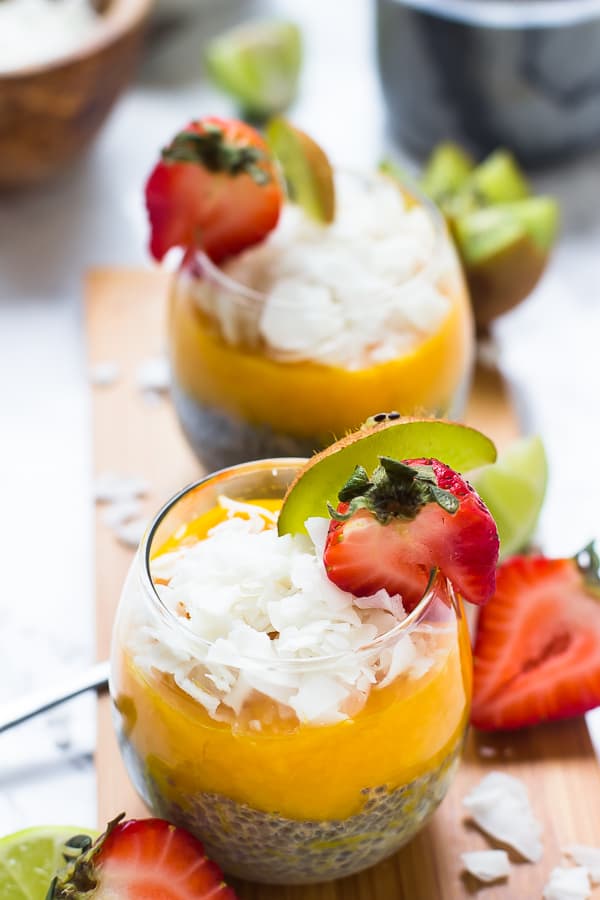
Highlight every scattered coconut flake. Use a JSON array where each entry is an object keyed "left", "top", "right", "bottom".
[
  {"left": 461, "top": 850, "right": 510, "bottom": 883},
  {"left": 102, "top": 499, "right": 142, "bottom": 529},
  {"left": 93, "top": 472, "right": 149, "bottom": 504},
  {"left": 564, "top": 847, "right": 600, "bottom": 884},
  {"left": 463, "top": 771, "right": 543, "bottom": 862},
  {"left": 115, "top": 518, "right": 148, "bottom": 549},
  {"left": 543, "top": 866, "right": 590, "bottom": 900},
  {"left": 90, "top": 360, "right": 120, "bottom": 387},
  {"left": 136, "top": 356, "right": 170, "bottom": 394}
]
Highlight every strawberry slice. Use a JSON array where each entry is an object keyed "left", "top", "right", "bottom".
[
  {"left": 50, "top": 815, "right": 237, "bottom": 899},
  {"left": 323, "top": 456, "right": 499, "bottom": 609},
  {"left": 472, "top": 545, "right": 600, "bottom": 730},
  {"left": 145, "top": 116, "right": 283, "bottom": 263}
]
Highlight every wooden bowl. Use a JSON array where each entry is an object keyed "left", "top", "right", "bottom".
[{"left": 0, "top": 0, "right": 153, "bottom": 189}]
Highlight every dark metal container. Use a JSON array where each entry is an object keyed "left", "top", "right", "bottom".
[{"left": 376, "top": 0, "right": 600, "bottom": 164}]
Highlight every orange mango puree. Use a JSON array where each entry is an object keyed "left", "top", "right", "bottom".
[
  {"left": 114, "top": 502, "right": 472, "bottom": 821},
  {"left": 168, "top": 272, "right": 473, "bottom": 440}
]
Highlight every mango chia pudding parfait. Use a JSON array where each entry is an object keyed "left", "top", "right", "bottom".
[
  {"left": 146, "top": 117, "right": 474, "bottom": 469},
  {"left": 111, "top": 418, "right": 499, "bottom": 883}
]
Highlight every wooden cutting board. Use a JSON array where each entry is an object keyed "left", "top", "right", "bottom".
[{"left": 88, "top": 268, "right": 600, "bottom": 899}]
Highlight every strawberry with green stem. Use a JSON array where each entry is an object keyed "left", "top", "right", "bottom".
[
  {"left": 472, "top": 543, "right": 600, "bottom": 730},
  {"left": 145, "top": 117, "right": 283, "bottom": 264},
  {"left": 323, "top": 456, "right": 499, "bottom": 611},
  {"left": 48, "top": 814, "right": 237, "bottom": 899}
]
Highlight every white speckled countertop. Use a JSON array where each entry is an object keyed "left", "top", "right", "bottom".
[{"left": 1, "top": 0, "right": 599, "bottom": 834}]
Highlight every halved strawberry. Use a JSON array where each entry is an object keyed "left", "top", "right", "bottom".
[
  {"left": 145, "top": 116, "right": 283, "bottom": 263},
  {"left": 50, "top": 815, "right": 237, "bottom": 899},
  {"left": 323, "top": 456, "right": 499, "bottom": 610},
  {"left": 472, "top": 545, "right": 600, "bottom": 730}
]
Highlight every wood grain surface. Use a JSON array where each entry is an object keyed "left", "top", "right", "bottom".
[{"left": 88, "top": 268, "right": 600, "bottom": 899}]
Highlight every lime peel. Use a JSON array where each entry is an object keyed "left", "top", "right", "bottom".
[
  {"left": 0, "top": 825, "right": 98, "bottom": 900},
  {"left": 469, "top": 434, "right": 547, "bottom": 559}
]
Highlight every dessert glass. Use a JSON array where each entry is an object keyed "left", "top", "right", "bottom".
[
  {"left": 111, "top": 459, "right": 472, "bottom": 885},
  {"left": 168, "top": 173, "right": 474, "bottom": 471}
]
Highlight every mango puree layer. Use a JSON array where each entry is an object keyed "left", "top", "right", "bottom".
[
  {"left": 168, "top": 272, "right": 473, "bottom": 439},
  {"left": 114, "top": 502, "right": 472, "bottom": 822}
]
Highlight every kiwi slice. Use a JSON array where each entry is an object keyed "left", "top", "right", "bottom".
[
  {"left": 420, "top": 142, "right": 474, "bottom": 204},
  {"left": 453, "top": 197, "right": 558, "bottom": 267},
  {"left": 205, "top": 21, "right": 302, "bottom": 120},
  {"left": 278, "top": 418, "right": 496, "bottom": 537},
  {"left": 464, "top": 149, "right": 530, "bottom": 206},
  {"left": 266, "top": 117, "right": 335, "bottom": 223}
]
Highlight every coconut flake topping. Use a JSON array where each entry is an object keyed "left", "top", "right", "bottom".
[
  {"left": 130, "top": 498, "right": 445, "bottom": 726},
  {"left": 195, "top": 173, "right": 455, "bottom": 370},
  {"left": 461, "top": 850, "right": 510, "bottom": 883},
  {"left": 564, "top": 847, "right": 600, "bottom": 885},
  {"left": 543, "top": 867, "right": 591, "bottom": 900},
  {"left": 463, "top": 771, "right": 543, "bottom": 863}
]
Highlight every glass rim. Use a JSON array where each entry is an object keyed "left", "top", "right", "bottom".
[
  {"left": 138, "top": 458, "right": 451, "bottom": 672},
  {"left": 177, "top": 168, "right": 448, "bottom": 313},
  {"left": 385, "top": 0, "right": 600, "bottom": 28}
]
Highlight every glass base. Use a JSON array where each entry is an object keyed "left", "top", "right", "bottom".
[{"left": 172, "top": 384, "right": 323, "bottom": 470}]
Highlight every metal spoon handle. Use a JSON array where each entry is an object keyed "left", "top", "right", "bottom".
[{"left": 0, "top": 660, "right": 110, "bottom": 733}]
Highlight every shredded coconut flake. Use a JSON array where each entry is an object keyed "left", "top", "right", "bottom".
[
  {"left": 93, "top": 472, "right": 149, "bottom": 504},
  {"left": 564, "top": 847, "right": 600, "bottom": 884},
  {"left": 461, "top": 850, "right": 510, "bottom": 883},
  {"left": 102, "top": 499, "right": 142, "bottom": 529},
  {"left": 543, "top": 867, "right": 591, "bottom": 900},
  {"left": 90, "top": 360, "right": 120, "bottom": 387},
  {"left": 115, "top": 518, "right": 148, "bottom": 549},
  {"left": 136, "top": 356, "right": 170, "bottom": 394},
  {"left": 463, "top": 772, "right": 543, "bottom": 862},
  {"left": 128, "top": 499, "right": 447, "bottom": 724}
]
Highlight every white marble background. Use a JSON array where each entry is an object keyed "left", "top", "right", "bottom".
[{"left": 1, "top": 0, "right": 599, "bottom": 833}]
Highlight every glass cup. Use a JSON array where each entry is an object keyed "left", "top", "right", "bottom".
[
  {"left": 111, "top": 459, "right": 472, "bottom": 885},
  {"left": 168, "top": 172, "right": 474, "bottom": 471}
]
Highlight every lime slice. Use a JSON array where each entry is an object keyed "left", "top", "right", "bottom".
[
  {"left": 0, "top": 825, "right": 97, "bottom": 899},
  {"left": 205, "top": 21, "right": 302, "bottom": 119},
  {"left": 469, "top": 435, "right": 548, "bottom": 559},
  {"left": 278, "top": 419, "right": 496, "bottom": 536},
  {"left": 266, "top": 117, "right": 335, "bottom": 223}
]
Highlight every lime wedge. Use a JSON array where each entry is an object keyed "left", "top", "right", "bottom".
[
  {"left": 469, "top": 435, "right": 548, "bottom": 559},
  {"left": 278, "top": 419, "right": 496, "bottom": 536},
  {"left": 205, "top": 21, "right": 302, "bottom": 119},
  {"left": 0, "top": 825, "right": 97, "bottom": 899},
  {"left": 266, "top": 117, "right": 335, "bottom": 223}
]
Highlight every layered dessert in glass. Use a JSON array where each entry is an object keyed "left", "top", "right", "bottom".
[
  {"left": 111, "top": 419, "right": 499, "bottom": 884},
  {"left": 146, "top": 117, "right": 474, "bottom": 470},
  {"left": 171, "top": 175, "right": 472, "bottom": 469}
]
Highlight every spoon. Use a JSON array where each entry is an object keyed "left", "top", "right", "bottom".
[{"left": 0, "top": 660, "right": 109, "bottom": 733}]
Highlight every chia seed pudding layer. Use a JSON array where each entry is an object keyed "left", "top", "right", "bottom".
[
  {"left": 120, "top": 735, "right": 462, "bottom": 885},
  {"left": 171, "top": 381, "right": 471, "bottom": 471},
  {"left": 171, "top": 383, "right": 330, "bottom": 470}
]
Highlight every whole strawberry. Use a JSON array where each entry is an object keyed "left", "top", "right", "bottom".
[
  {"left": 49, "top": 814, "right": 237, "bottom": 899},
  {"left": 323, "top": 456, "right": 499, "bottom": 610},
  {"left": 472, "top": 543, "right": 600, "bottom": 730},
  {"left": 146, "top": 116, "right": 283, "bottom": 263}
]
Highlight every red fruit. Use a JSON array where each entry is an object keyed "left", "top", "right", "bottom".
[
  {"left": 472, "top": 547, "right": 600, "bottom": 730},
  {"left": 323, "top": 456, "right": 499, "bottom": 609},
  {"left": 146, "top": 116, "right": 283, "bottom": 263},
  {"left": 51, "top": 815, "right": 237, "bottom": 899}
]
